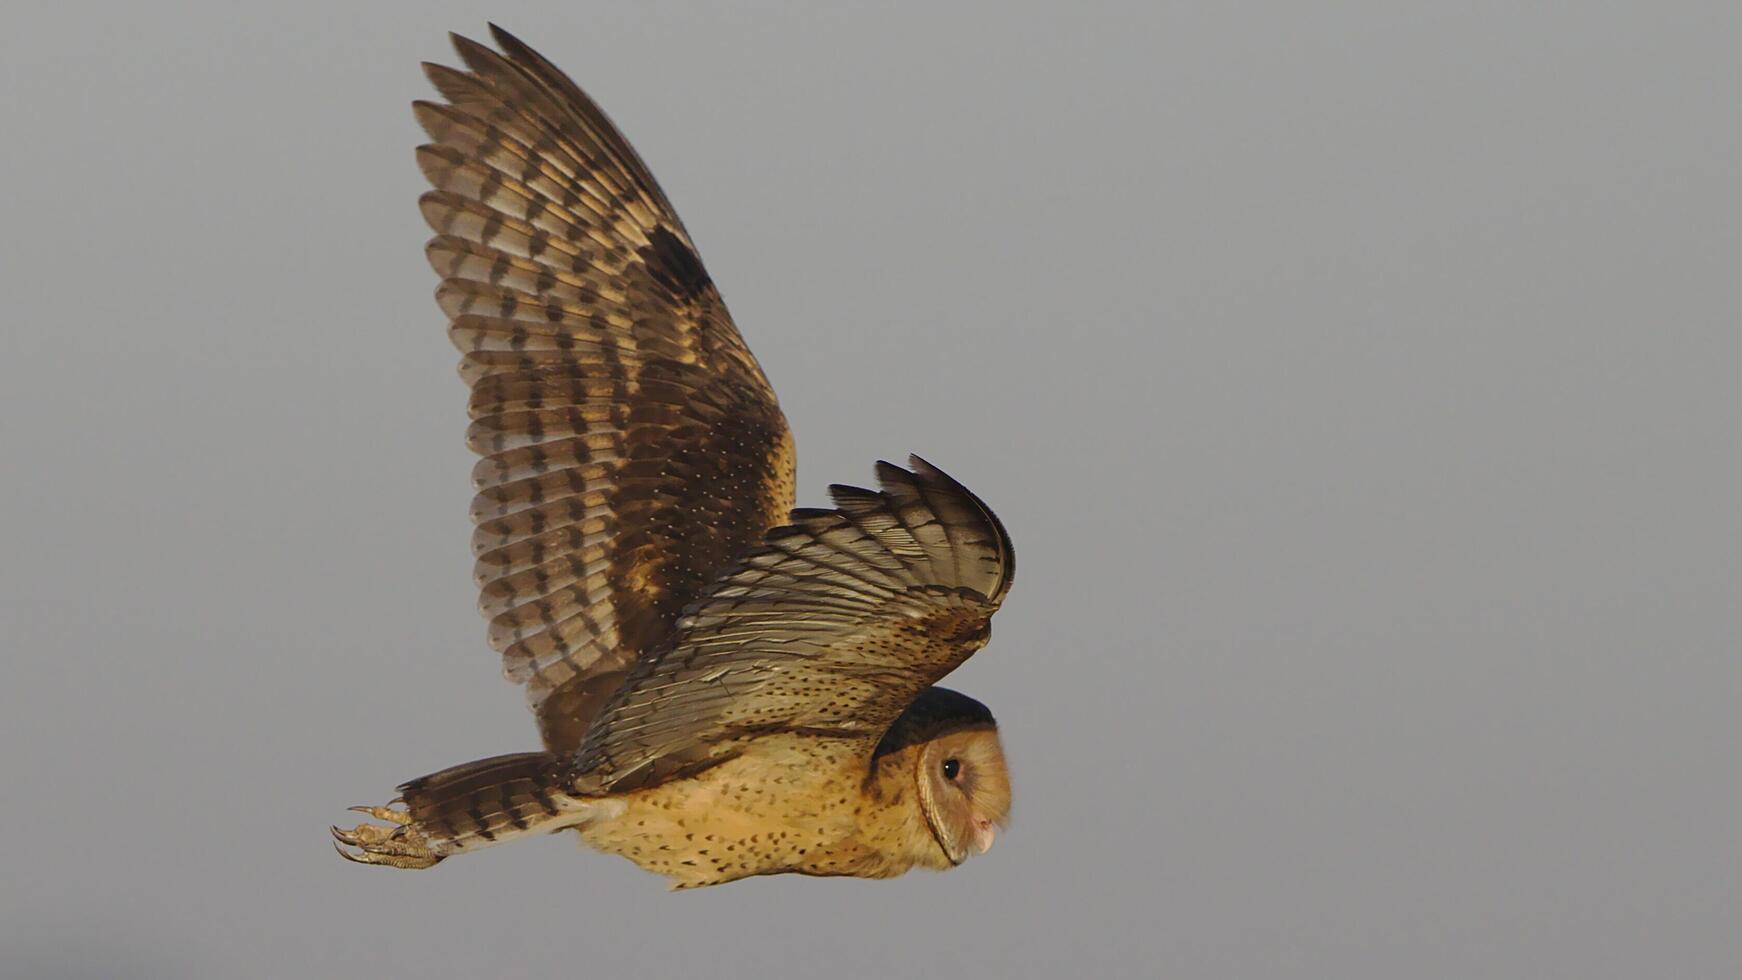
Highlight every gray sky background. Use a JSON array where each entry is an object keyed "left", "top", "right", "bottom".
[{"left": 3, "top": 2, "right": 1738, "bottom": 977}]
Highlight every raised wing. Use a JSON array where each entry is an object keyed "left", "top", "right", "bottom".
[
  {"left": 571, "top": 458, "right": 1015, "bottom": 793},
  {"left": 417, "top": 26, "right": 794, "bottom": 754}
]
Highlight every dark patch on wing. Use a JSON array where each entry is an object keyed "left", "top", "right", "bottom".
[{"left": 642, "top": 225, "right": 713, "bottom": 300}]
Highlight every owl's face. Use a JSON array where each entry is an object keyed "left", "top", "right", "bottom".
[{"left": 914, "top": 724, "right": 1011, "bottom": 866}]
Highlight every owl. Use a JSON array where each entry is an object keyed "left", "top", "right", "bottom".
[{"left": 332, "top": 25, "right": 1016, "bottom": 889}]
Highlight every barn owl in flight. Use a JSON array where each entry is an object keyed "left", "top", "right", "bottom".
[{"left": 333, "top": 25, "right": 1015, "bottom": 889}]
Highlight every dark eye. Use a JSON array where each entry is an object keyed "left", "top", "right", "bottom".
[{"left": 941, "top": 758, "right": 961, "bottom": 780}]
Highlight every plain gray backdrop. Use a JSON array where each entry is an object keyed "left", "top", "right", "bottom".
[{"left": 3, "top": 2, "right": 1738, "bottom": 977}]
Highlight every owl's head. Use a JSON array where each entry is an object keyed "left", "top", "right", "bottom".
[{"left": 876, "top": 687, "right": 1012, "bottom": 867}]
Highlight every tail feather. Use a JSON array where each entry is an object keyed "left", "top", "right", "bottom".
[{"left": 397, "top": 752, "right": 586, "bottom": 855}]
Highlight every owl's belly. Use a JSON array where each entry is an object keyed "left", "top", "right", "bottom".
[{"left": 575, "top": 738, "right": 883, "bottom": 887}]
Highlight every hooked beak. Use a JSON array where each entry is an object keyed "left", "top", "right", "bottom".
[{"left": 970, "top": 818, "right": 996, "bottom": 855}]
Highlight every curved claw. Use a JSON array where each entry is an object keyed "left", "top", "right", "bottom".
[
  {"left": 333, "top": 840, "right": 371, "bottom": 865},
  {"left": 332, "top": 801, "right": 443, "bottom": 870}
]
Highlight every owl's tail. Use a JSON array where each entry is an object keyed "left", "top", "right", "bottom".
[
  {"left": 335, "top": 751, "right": 604, "bottom": 867},
  {"left": 395, "top": 752, "right": 594, "bottom": 855}
]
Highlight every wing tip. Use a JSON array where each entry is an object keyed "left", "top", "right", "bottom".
[
  {"left": 848, "top": 456, "right": 1015, "bottom": 601},
  {"left": 487, "top": 22, "right": 529, "bottom": 58},
  {"left": 894, "top": 454, "right": 1017, "bottom": 601}
]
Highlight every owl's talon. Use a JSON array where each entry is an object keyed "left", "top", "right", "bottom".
[{"left": 332, "top": 802, "right": 443, "bottom": 869}]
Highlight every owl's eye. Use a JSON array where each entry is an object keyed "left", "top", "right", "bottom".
[{"left": 941, "top": 758, "right": 961, "bottom": 780}]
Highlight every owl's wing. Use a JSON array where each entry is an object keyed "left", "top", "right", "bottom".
[
  {"left": 570, "top": 457, "right": 1015, "bottom": 793},
  {"left": 417, "top": 27, "right": 794, "bottom": 754}
]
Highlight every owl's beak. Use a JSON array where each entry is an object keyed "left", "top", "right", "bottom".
[{"left": 970, "top": 818, "right": 996, "bottom": 855}]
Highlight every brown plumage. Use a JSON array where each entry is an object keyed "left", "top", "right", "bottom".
[{"left": 332, "top": 25, "right": 1016, "bottom": 888}]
